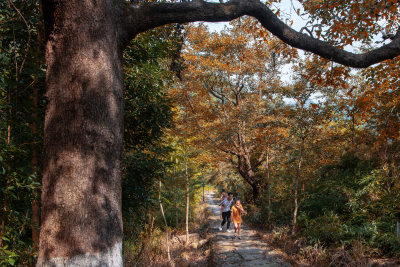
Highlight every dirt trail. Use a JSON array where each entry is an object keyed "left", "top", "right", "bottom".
[{"left": 206, "top": 191, "right": 291, "bottom": 267}]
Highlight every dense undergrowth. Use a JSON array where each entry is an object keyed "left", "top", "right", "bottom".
[{"left": 241, "top": 153, "right": 400, "bottom": 265}]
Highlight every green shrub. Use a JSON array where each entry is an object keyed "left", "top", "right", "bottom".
[{"left": 298, "top": 211, "right": 343, "bottom": 246}]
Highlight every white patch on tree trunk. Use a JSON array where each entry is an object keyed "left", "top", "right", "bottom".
[{"left": 36, "top": 241, "right": 122, "bottom": 267}]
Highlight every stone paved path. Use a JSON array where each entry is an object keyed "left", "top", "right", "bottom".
[{"left": 206, "top": 191, "right": 291, "bottom": 267}]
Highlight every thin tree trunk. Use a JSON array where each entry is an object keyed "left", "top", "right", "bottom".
[
  {"left": 0, "top": 209, "right": 4, "bottom": 247},
  {"left": 175, "top": 166, "right": 180, "bottom": 228},
  {"left": 176, "top": 207, "right": 179, "bottom": 228},
  {"left": 203, "top": 183, "right": 205, "bottom": 202},
  {"left": 31, "top": 47, "right": 40, "bottom": 247},
  {"left": 0, "top": 172, "right": 9, "bottom": 246},
  {"left": 266, "top": 144, "right": 272, "bottom": 228},
  {"left": 159, "top": 180, "right": 171, "bottom": 262},
  {"left": 351, "top": 112, "right": 355, "bottom": 148},
  {"left": 174, "top": 166, "right": 179, "bottom": 228},
  {"left": 31, "top": 130, "right": 40, "bottom": 247},
  {"left": 185, "top": 156, "right": 189, "bottom": 245},
  {"left": 38, "top": 1, "right": 125, "bottom": 265},
  {"left": 32, "top": 200, "right": 40, "bottom": 246},
  {"left": 292, "top": 140, "right": 304, "bottom": 234},
  {"left": 293, "top": 178, "right": 299, "bottom": 234},
  {"left": 0, "top": 89, "right": 12, "bottom": 247},
  {"left": 184, "top": 105, "right": 189, "bottom": 246}
]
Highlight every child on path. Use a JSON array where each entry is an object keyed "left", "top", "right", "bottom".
[
  {"left": 219, "top": 192, "right": 234, "bottom": 232},
  {"left": 231, "top": 199, "right": 246, "bottom": 239}
]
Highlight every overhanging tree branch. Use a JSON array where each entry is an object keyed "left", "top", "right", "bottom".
[
  {"left": 125, "top": 0, "right": 250, "bottom": 36},
  {"left": 124, "top": 0, "right": 400, "bottom": 68}
]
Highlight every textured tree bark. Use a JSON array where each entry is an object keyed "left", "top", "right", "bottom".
[
  {"left": 250, "top": 182, "right": 263, "bottom": 203},
  {"left": 38, "top": 0, "right": 125, "bottom": 265},
  {"left": 237, "top": 155, "right": 263, "bottom": 203}
]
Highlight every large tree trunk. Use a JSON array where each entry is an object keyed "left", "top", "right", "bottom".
[
  {"left": 38, "top": 0, "right": 125, "bottom": 265},
  {"left": 237, "top": 155, "right": 263, "bottom": 203}
]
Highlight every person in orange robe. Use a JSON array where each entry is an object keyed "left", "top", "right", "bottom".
[{"left": 231, "top": 199, "right": 246, "bottom": 239}]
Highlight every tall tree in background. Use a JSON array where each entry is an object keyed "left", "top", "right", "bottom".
[
  {"left": 360, "top": 57, "right": 400, "bottom": 187},
  {"left": 284, "top": 70, "right": 326, "bottom": 233},
  {"left": 37, "top": 0, "right": 400, "bottom": 265},
  {"left": 285, "top": 57, "right": 346, "bottom": 232},
  {"left": 174, "top": 20, "right": 294, "bottom": 201}
]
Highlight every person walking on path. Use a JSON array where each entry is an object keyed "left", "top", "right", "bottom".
[
  {"left": 219, "top": 189, "right": 227, "bottom": 204},
  {"left": 219, "top": 192, "right": 234, "bottom": 232},
  {"left": 231, "top": 199, "right": 246, "bottom": 239}
]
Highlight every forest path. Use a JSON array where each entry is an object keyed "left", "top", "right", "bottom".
[{"left": 206, "top": 191, "right": 291, "bottom": 267}]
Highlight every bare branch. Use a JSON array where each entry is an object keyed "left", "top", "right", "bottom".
[
  {"left": 300, "top": 26, "right": 314, "bottom": 38},
  {"left": 209, "top": 89, "right": 225, "bottom": 102}
]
